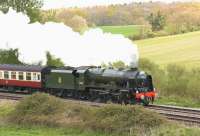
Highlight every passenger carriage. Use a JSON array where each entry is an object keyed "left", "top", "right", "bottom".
[{"left": 0, "top": 64, "right": 43, "bottom": 92}]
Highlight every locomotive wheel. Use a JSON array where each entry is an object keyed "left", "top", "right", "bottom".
[
  {"left": 119, "top": 91, "right": 129, "bottom": 105},
  {"left": 99, "top": 93, "right": 110, "bottom": 103},
  {"left": 89, "top": 91, "right": 99, "bottom": 102}
]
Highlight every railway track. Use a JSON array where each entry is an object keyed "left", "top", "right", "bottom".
[
  {"left": 0, "top": 92, "right": 200, "bottom": 126},
  {"left": 0, "top": 92, "right": 24, "bottom": 100},
  {"left": 147, "top": 104, "right": 200, "bottom": 126}
]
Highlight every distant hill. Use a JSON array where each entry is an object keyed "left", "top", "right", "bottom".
[{"left": 135, "top": 31, "right": 200, "bottom": 69}]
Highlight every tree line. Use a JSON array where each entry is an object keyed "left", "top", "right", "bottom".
[
  {"left": 41, "top": 2, "right": 200, "bottom": 39},
  {"left": 1, "top": 1, "right": 200, "bottom": 39}
]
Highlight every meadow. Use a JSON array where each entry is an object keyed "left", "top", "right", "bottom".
[
  {"left": 98, "top": 25, "right": 141, "bottom": 37},
  {"left": 136, "top": 31, "right": 200, "bottom": 69}
]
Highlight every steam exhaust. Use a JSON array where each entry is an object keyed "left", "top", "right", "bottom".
[{"left": 0, "top": 9, "right": 139, "bottom": 67}]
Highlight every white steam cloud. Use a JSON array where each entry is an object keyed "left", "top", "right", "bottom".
[{"left": 0, "top": 9, "right": 139, "bottom": 67}]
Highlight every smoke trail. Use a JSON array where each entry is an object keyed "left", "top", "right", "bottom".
[{"left": 0, "top": 9, "right": 139, "bottom": 67}]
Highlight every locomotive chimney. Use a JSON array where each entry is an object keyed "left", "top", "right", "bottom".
[{"left": 129, "top": 54, "right": 138, "bottom": 69}]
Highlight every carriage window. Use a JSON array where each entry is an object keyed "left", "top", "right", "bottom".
[
  {"left": 11, "top": 72, "right": 16, "bottom": 80},
  {"left": 32, "top": 73, "right": 37, "bottom": 80},
  {"left": 18, "top": 72, "right": 24, "bottom": 80},
  {"left": 0, "top": 71, "right": 3, "bottom": 79},
  {"left": 26, "top": 72, "right": 31, "bottom": 80},
  {"left": 4, "top": 71, "right": 9, "bottom": 79},
  {"left": 37, "top": 74, "right": 41, "bottom": 81}
]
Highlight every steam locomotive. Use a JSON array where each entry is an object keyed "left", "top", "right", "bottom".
[{"left": 0, "top": 64, "right": 156, "bottom": 105}]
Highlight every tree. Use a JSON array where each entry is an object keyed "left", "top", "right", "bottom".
[
  {"left": 112, "top": 61, "right": 126, "bottom": 69},
  {"left": 147, "top": 11, "right": 166, "bottom": 31},
  {"left": 40, "top": 9, "right": 57, "bottom": 23},
  {"left": 0, "top": 0, "right": 43, "bottom": 23},
  {"left": 46, "top": 51, "right": 64, "bottom": 67},
  {"left": 68, "top": 15, "right": 88, "bottom": 32},
  {"left": 0, "top": 48, "right": 22, "bottom": 64},
  {"left": 0, "top": 0, "right": 9, "bottom": 13},
  {"left": 101, "top": 61, "right": 126, "bottom": 69},
  {"left": 55, "top": 9, "right": 88, "bottom": 32}
]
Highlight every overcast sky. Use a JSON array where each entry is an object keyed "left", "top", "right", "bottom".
[{"left": 43, "top": 0, "right": 199, "bottom": 9}]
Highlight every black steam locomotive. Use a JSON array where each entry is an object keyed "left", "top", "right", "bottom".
[{"left": 0, "top": 64, "right": 156, "bottom": 105}]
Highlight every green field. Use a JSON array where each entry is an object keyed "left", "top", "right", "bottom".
[
  {"left": 136, "top": 31, "right": 200, "bottom": 68},
  {"left": 99, "top": 25, "right": 141, "bottom": 37}
]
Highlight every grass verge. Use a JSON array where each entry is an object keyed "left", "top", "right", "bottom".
[
  {"left": 155, "top": 96, "right": 200, "bottom": 108},
  {"left": 0, "top": 124, "right": 108, "bottom": 136}
]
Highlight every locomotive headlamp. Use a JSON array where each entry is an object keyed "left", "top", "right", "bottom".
[{"left": 140, "top": 95, "right": 144, "bottom": 99}]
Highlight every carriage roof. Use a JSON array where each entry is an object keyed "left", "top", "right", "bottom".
[{"left": 0, "top": 64, "right": 44, "bottom": 72}]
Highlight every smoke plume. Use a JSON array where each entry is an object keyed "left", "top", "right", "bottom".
[{"left": 0, "top": 9, "right": 139, "bottom": 67}]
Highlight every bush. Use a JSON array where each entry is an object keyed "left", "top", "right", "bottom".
[
  {"left": 8, "top": 92, "right": 165, "bottom": 135},
  {"left": 129, "top": 30, "right": 169, "bottom": 41},
  {"left": 163, "top": 64, "right": 189, "bottom": 97},
  {"left": 153, "top": 30, "right": 169, "bottom": 37},
  {"left": 9, "top": 93, "right": 65, "bottom": 126},
  {"left": 139, "top": 59, "right": 200, "bottom": 105},
  {"left": 187, "top": 69, "right": 200, "bottom": 100},
  {"left": 88, "top": 105, "right": 164, "bottom": 135},
  {"left": 58, "top": 103, "right": 165, "bottom": 135}
]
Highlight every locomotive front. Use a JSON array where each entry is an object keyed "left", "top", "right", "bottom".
[{"left": 127, "top": 70, "right": 156, "bottom": 105}]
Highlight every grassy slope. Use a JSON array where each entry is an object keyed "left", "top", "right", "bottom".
[
  {"left": 0, "top": 100, "right": 106, "bottom": 136},
  {"left": 135, "top": 31, "right": 200, "bottom": 68},
  {"left": 99, "top": 25, "right": 141, "bottom": 37},
  {"left": 0, "top": 126, "right": 107, "bottom": 136},
  {"left": 1, "top": 100, "right": 200, "bottom": 136}
]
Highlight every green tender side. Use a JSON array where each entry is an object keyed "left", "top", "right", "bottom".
[
  {"left": 44, "top": 69, "right": 86, "bottom": 90},
  {"left": 45, "top": 70, "right": 75, "bottom": 90}
]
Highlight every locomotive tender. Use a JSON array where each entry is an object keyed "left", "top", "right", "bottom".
[{"left": 0, "top": 64, "right": 156, "bottom": 105}]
